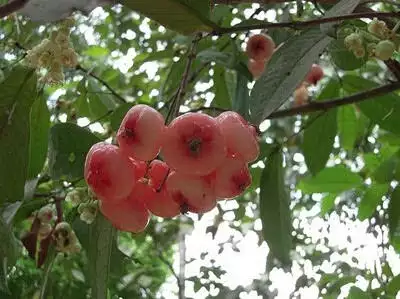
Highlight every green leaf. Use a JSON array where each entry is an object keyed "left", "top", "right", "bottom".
[
  {"left": 212, "top": 66, "right": 231, "bottom": 109},
  {"left": 0, "top": 215, "right": 20, "bottom": 293},
  {"left": 0, "top": 66, "right": 37, "bottom": 204},
  {"left": 338, "top": 105, "right": 359, "bottom": 150},
  {"left": 347, "top": 286, "right": 372, "bottom": 299},
  {"left": 249, "top": 28, "right": 332, "bottom": 124},
  {"left": 88, "top": 213, "right": 116, "bottom": 299},
  {"left": 260, "top": 150, "right": 292, "bottom": 265},
  {"left": 320, "top": 194, "right": 337, "bottom": 216},
  {"left": 298, "top": 165, "right": 363, "bottom": 193},
  {"left": 358, "top": 184, "right": 387, "bottom": 220},
  {"left": 302, "top": 80, "right": 340, "bottom": 175},
  {"left": 320, "top": 0, "right": 360, "bottom": 34},
  {"left": 121, "top": 0, "right": 218, "bottom": 35},
  {"left": 233, "top": 73, "right": 250, "bottom": 120},
  {"left": 48, "top": 123, "right": 101, "bottom": 180},
  {"left": 388, "top": 186, "right": 400, "bottom": 252},
  {"left": 386, "top": 275, "right": 400, "bottom": 296},
  {"left": 342, "top": 75, "right": 400, "bottom": 135},
  {"left": 28, "top": 94, "right": 50, "bottom": 179}
]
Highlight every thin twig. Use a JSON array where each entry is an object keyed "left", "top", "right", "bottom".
[
  {"left": 266, "top": 81, "right": 400, "bottom": 120},
  {"left": 215, "top": 11, "right": 400, "bottom": 34},
  {"left": 166, "top": 33, "right": 203, "bottom": 124},
  {"left": 76, "top": 65, "right": 127, "bottom": 104}
]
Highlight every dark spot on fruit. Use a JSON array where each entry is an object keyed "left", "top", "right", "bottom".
[{"left": 188, "top": 138, "right": 202, "bottom": 157}]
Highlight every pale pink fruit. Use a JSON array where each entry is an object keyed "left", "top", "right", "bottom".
[
  {"left": 166, "top": 171, "right": 216, "bottom": 213},
  {"left": 305, "top": 64, "right": 324, "bottom": 85},
  {"left": 216, "top": 111, "right": 259, "bottom": 162},
  {"left": 293, "top": 85, "right": 309, "bottom": 106},
  {"left": 248, "top": 59, "right": 265, "bottom": 79},
  {"left": 213, "top": 156, "right": 252, "bottom": 199},
  {"left": 100, "top": 193, "right": 150, "bottom": 233},
  {"left": 144, "top": 186, "right": 181, "bottom": 218},
  {"left": 117, "top": 104, "right": 165, "bottom": 161},
  {"left": 148, "top": 160, "right": 170, "bottom": 190},
  {"left": 84, "top": 142, "right": 136, "bottom": 202},
  {"left": 162, "top": 113, "right": 226, "bottom": 176},
  {"left": 246, "top": 34, "right": 275, "bottom": 61}
]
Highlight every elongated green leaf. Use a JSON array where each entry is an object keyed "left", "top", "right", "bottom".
[
  {"left": 260, "top": 150, "right": 292, "bottom": 265},
  {"left": 342, "top": 75, "right": 400, "bottom": 135},
  {"left": 48, "top": 123, "right": 101, "bottom": 180},
  {"left": 338, "top": 105, "right": 359, "bottom": 150},
  {"left": 358, "top": 184, "right": 387, "bottom": 220},
  {"left": 302, "top": 80, "right": 340, "bottom": 175},
  {"left": 249, "top": 28, "right": 332, "bottom": 124},
  {"left": 389, "top": 186, "right": 400, "bottom": 252},
  {"left": 320, "top": 0, "right": 360, "bottom": 34},
  {"left": 88, "top": 213, "right": 116, "bottom": 299},
  {"left": 212, "top": 66, "right": 231, "bottom": 109},
  {"left": 0, "top": 67, "right": 37, "bottom": 204},
  {"left": 28, "top": 94, "right": 50, "bottom": 179},
  {"left": 347, "top": 286, "right": 372, "bottom": 299},
  {"left": 233, "top": 73, "right": 250, "bottom": 120},
  {"left": 122, "top": 0, "right": 218, "bottom": 35},
  {"left": 298, "top": 165, "right": 363, "bottom": 193}
]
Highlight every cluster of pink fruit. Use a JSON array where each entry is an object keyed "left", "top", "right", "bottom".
[{"left": 84, "top": 105, "right": 259, "bottom": 233}]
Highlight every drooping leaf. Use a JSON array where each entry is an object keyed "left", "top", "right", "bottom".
[
  {"left": 358, "top": 184, "right": 387, "bottom": 220},
  {"left": 302, "top": 80, "right": 340, "bottom": 175},
  {"left": 0, "top": 66, "right": 37, "bottom": 204},
  {"left": 28, "top": 93, "right": 50, "bottom": 179},
  {"left": 260, "top": 149, "right": 292, "bottom": 265},
  {"left": 347, "top": 286, "right": 372, "bottom": 299},
  {"left": 48, "top": 123, "right": 101, "bottom": 180},
  {"left": 88, "top": 213, "right": 116, "bottom": 299},
  {"left": 320, "top": 0, "right": 360, "bottom": 34},
  {"left": 233, "top": 73, "right": 250, "bottom": 120},
  {"left": 212, "top": 66, "right": 231, "bottom": 109},
  {"left": 388, "top": 186, "right": 400, "bottom": 252},
  {"left": 320, "top": 194, "right": 337, "bottom": 216},
  {"left": 121, "top": 0, "right": 218, "bottom": 35},
  {"left": 337, "top": 105, "right": 359, "bottom": 150},
  {"left": 342, "top": 75, "right": 400, "bottom": 135},
  {"left": 298, "top": 165, "right": 363, "bottom": 193},
  {"left": 249, "top": 28, "right": 332, "bottom": 124}
]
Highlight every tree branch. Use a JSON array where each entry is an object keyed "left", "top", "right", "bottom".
[
  {"left": 267, "top": 81, "right": 400, "bottom": 119},
  {"left": 215, "top": 11, "right": 400, "bottom": 34},
  {"left": 0, "top": 0, "right": 29, "bottom": 19}
]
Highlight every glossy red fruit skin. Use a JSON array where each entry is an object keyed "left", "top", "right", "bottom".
[
  {"left": 130, "top": 158, "right": 148, "bottom": 178},
  {"left": 148, "top": 160, "right": 170, "bottom": 190},
  {"left": 84, "top": 142, "right": 136, "bottom": 202},
  {"left": 213, "top": 156, "right": 252, "bottom": 199},
  {"left": 166, "top": 171, "right": 216, "bottom": 213},
  {"left": 246, "top": 34, "right": 276, "bottom": 62},
  {"left": 305, "top": 64, "right": 324, "bottom": 85},
  {"left": 100, "top": 195, "right": 150, "bottom": 233},
  {"left": 117, "top": 104, "right": 165, "bottom": 161},
  {"left": 145, "top": 186, "right": 181, "bottom": 218},
  {"left": 162, "top": 113, "right": 226, "bottom": 176},
  {"left": 216, "top": 111, "right": 259, "bottom": 162},
  {"left": 248, "top": 59, "right": 265, "bottom": 79}
]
